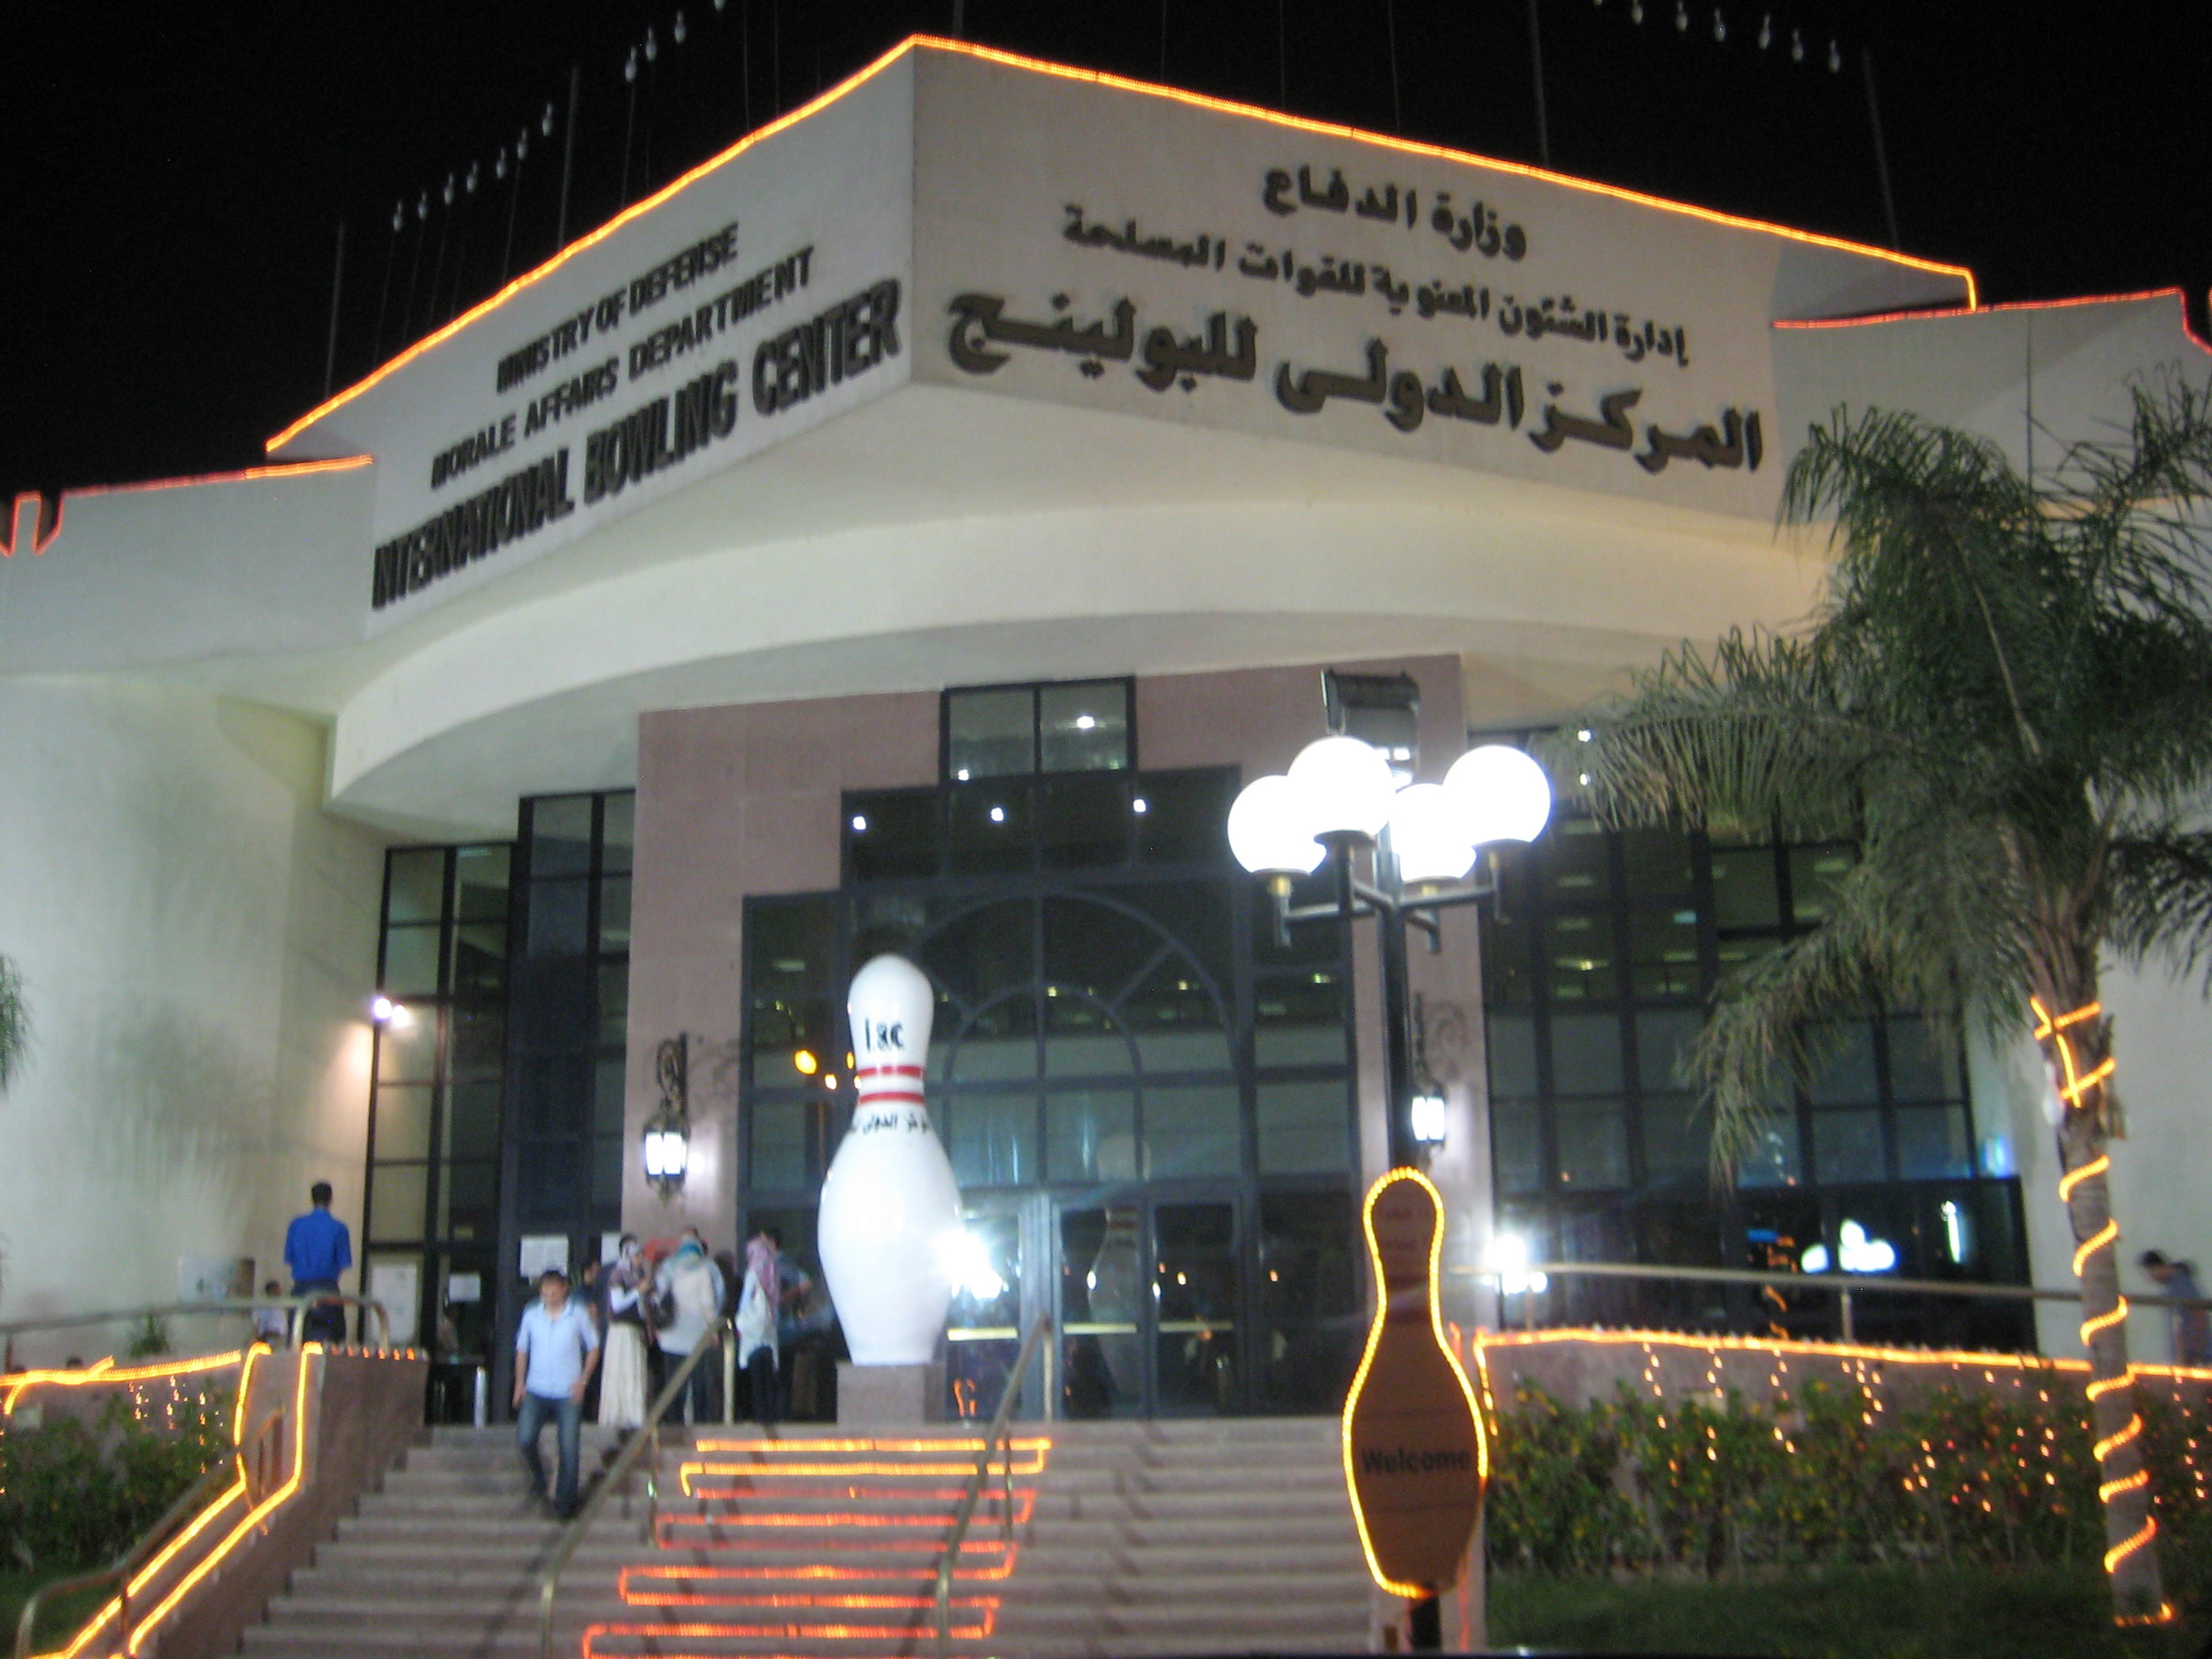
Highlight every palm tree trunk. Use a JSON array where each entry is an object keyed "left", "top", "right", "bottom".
[{"left": 2037, "top": 995, "right": 2168, "bottom": 1624}]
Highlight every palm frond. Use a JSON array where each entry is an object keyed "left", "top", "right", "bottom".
[
  {"left": 0, "top": 956, "right": 27, "bottom": 1094},
  {"left": 2107, "top": 828, "right": 2212, "bottom": 987}
]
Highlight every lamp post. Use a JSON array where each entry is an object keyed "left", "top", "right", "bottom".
[
  {"left": 1229, "top": 733, "right": 1548, "bottom": 1654},
  {"left": 1228, "top": 736, "right": 1551, "bottom": 1167}
]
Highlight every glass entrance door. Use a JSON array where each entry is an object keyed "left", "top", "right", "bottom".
[{"left": 1058, "top": 1193, "right": 1244, "bottom": 1418}]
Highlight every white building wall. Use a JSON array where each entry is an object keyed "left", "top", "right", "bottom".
[{"left": 0, "top": 682, "right": 384, "bottom": 1365}]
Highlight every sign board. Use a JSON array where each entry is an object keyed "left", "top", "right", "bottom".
[
  {"left": 1341, "top": 1168, "right": 1486, "bottom": 1595},
  {"left": 518, "top": 1234, "right": 570, "bottom": 1281},
  {"left": 367, "top": 1256, "right": 420, "bottom": 1348}
]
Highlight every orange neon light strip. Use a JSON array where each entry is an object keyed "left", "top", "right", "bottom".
[
  {"left": 581, "top": 1617, "right": 994, "bottom": 1655},
  {"left": 1774, "top": 288, "right": 2210, "bottom": 357},
  {"left": 267, "top": 35, "right": 1974, "bottom": 455},
  {"left": 1342, "top": 1166, "right": 1487, "bottom": 1601},
  {"left": 689, "top": 1434, "right": 1050, "bottom": 1453},
  {"left": 659, "top": 1500, "right": 1033, "bottom": 1528},
  {"left": 4, "top": 1348, "right": 240, "bottom": 1417},
  {"left": 0, "top": 459, "right": 373, "bottom": 562},
  {"left": 680, "top": 1457, "right": 1046, "bottom": 1489},
  {"left": 1471, "top": 1325, "right": 2212, "bottom": 1386},
  {"left": 620, "top": 1563, "right": 1015, "bottom": 1595}
]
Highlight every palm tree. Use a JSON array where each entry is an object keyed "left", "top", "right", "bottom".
[
  {"left": 0, "top": 955, "right": 22, "bottom": 1094},
  {"left": 1558, "top": 381, "right": 2212, "bottom": 1624}
]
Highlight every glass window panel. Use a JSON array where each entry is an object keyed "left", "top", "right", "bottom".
[
  {"left": 949, "top": 995, "right": 1039, "bottom": 1080},
  {"left": 367, "top": 1163, "right": 428, "bottom": 1241},
  {"left": 594, "top": 1056, "right": 627, "bottom": 1136},
  {"left": 1812, "top": 1110, "right": 1887, "bottom": 1184},
  {"left": 448, "top": 1004, "right": 505, "bottom": 1078},
  {"left": 1639, "top": 1094, "right": 1709, "bottom": 1189},
  {"left": 947, "top": 687, "right": 1035, "bottom": 780},
  {"left": 1479, "top": 911, "right": 1536, "bottom": 1007},
  {"left": 1486, "top": 1013, "right": 1537, "bottom": 1096},
  {"left": 1895, "top": 1106, "right": 1975, "bottom": 1179},
  {"left": 1143, "top": 1082, "right": 1241, "bottom": 1177},
  {"left": 515, "top": 1139, "right": 584, "bottom": 1225},
  {"left": 530, "top": 795, "right": 595, "bottom": 877},
  {"left": 1043, "top": 895, "right": 1159, "bottom": 1003},
  {"left": 949, "top": 1094, "right": 1038, "bottom": 1187},
  {"left": 373, "top": 1085, "right": 434, "bottom": 1161},
  {"left": 1046, "top": 1088, "right": 1137, "bottom": 1182},
  {"left": 1154, "top": 1202, "right": 1239, "bottom": 1413},
  {"left": 1619, "top": 826, "right": 1693, "bottom": 899},
  {"left": 1716, "top": 933, "right": 1784, "bottom": 979},
  {"left": 750, "top": 1100, "right": 810, "bottom": 1190},
  {"left": 451, "top": 922, "right": 508, "bottom": 999},
  {"left": 1122, "top": 964, "right": 1231, "bottom": 1075},
  {"left": 1254, "top": 974, "right": 1348, "bottom": 1068},
  {"left": 598, "top": 877, "right": 632, "bottom": 953},
  {"left": 1627, "top": 909, "right": 1702, "bottom": 998},
  {"left": 526, "top": 879, "right": 591, "bottom": 958},
  {"left": 445, "top": 1079, "right": 502, "bottom": 1160},
  {"left": 454, "top": 846, "right": 511, "bottom": 923},
  {"left": 1550, "top": 1012, "right": 1624, "bottom": 1094},
  {"left": 377, "top": 1010, "right": 440, "bottom": 1083},
  {"left": 592, "top": 1134, "right": 625, "bottom": 1210},
  {"left": 1545, "top": 913, "right": 1615, "bottom": 1002},
  {"left": 601, "top": 794, "right": 635, "bottom": 873},
  {"left": 1043, "top": 994, "right": 1133, "bottom": 1078},
  {"left": 1039, "top": 774, "right": 1132, "bottom": 869},
  {"left": 1809, "top": 1022, "right": 1879, "bottom": 1106},
  {"left": 1256, "top": 1077, "right": 1350, "bottom": 1173},
  {"left": 1886, "top": 1016, "right": 1965, "bottom": 1101},
  {"left": 1491, "top": 1097, "right": 1544, "bottom": 1195},
  {"left": 598, "top": 962, "right": 629, "bottom": 1047},
  {"left": 848, "top": 788, "right": 944, "bottom": 881},
  {"left": 1256, "top": 1192, "right": 1361, "bottom": 1413},
  {"left": 948, "top": 782, "right": 1035, "bottom": 876},
  {"left": 1134, "top": 770, "right": 1235, "bottom": 867},
  {"left": 747, "top": 895, "right": 838, "bottom": 1082},
  {"left": 515, "top": 1053, "right": 591, "bottom": 1136},
  {"left": 1790, "top": 845, "right": 1856, "bottom": 925},
  {"left": 381, "top": 924, "right": 442, "bottom": 996},
  {"left": 439, "top": 1161, "right": 497, "bottom": 1243},
  {"left": 385, "top": 848, "right": 447, "bottom": 926},
  {"left": 914, "top": 896, "right": 1031, "bottom": 1013},
  {"left": 1542, "top": 818, "right": 1610, "bottom": 900},
  {"left": 1039, "top": 680, "right": 1130, "bottom": 773},
  {"left": 1709, "top": 847, "right": 1782, "bottom": 930},
  {"left": 1735, "top": 1110, "right": 1803, "bottom": 1188},
  {"left": 1555, "top": 1097, "right": 1629, "bottom": 1190},
  {"left": 1635, "top": 1010, "right": 1703, "bottom": 1094}
]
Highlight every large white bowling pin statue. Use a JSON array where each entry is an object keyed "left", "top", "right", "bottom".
[{"left": 818, "top": 955, "right": 963, "bottom": 1365}]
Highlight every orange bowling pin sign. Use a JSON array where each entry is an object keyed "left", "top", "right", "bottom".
[{"left": 1341, "top": 1167, "right": 1486, "bottom": 1596}]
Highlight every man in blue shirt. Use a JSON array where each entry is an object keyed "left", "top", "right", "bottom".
[
  {"left": 283, "top": 1182, "right": 352, "bottom": 1344},
  {"left": 514, "top": 1268, "right": 601, "bottom": 1518}
]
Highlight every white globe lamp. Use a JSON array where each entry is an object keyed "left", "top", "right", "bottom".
[
  {"left": 1287, "top": 736, "right": 1397, "bottom": 841},
  {"left": 1227, "top": 774, "right": 1325, "bottom": 877},
  {"left": 1445, "top": 745, "right": 1553, "bottom": 844},
  {"left": 1385, "top": 782, "right": 1477, "bottom": 887}
]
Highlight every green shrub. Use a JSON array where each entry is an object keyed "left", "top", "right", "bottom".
[
  {"left": 0, "top": 1388, "right": 231, "bottom": 1573},
  {"left": 1486, "top": 1375, "right": 2205, "bottom": 1598}
]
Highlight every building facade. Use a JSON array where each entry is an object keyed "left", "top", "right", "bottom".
[{"left": 3, "top": 39, "right": 2207, "bottom": 1403}]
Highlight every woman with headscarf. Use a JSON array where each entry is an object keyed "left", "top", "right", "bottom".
[
  {"left": 737, "top": 1225, "right": 782, "bottom": 1425},
  {"left": 597, "top": 1235, "right": 653, "bottom": 1432}
]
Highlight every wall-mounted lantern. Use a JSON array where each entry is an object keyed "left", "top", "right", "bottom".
[{"left": 641, "top": 1033, "right": 690, "bottom": 1199}]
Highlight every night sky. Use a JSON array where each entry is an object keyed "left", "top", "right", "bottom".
[{"left": 6, "top": 1, "right": 2207, "bottom": 498}]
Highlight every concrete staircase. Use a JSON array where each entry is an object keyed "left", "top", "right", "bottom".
[{"left": 244, "top": 1417, "right": 1371, "bottom": 1657}]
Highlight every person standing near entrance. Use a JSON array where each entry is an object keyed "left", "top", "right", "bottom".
[
  {"left": 597, "top": 1236, "right": 654, "bottom": 1433},
  {"left": 514, "top": 1268, "right": 600, "bottom": 1519},
  {"left": 658, "top": 1235, "right": 725, "bottom": 1425},
  {"left": 736, "top": 1228, "right": 781, "bottom": 1425},
  {"left": 283, "top": 1182, "right": 352, "bottom": 1344}
]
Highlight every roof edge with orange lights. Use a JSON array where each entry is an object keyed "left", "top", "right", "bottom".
[
  {"left": 1774, "top": 286, "right": 2211, "bottom": 357},
  {"left": 1473, "top": 1324, "right": 2212, "bottom": 1383},
  {"left": 267, "top": 35, "right": 1976, "bottom": 456}
]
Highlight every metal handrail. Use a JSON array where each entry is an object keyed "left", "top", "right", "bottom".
[
  {"left": 12, "top": 1406, "right": 284, "bottom": 1659},
  {"left": 1461, "top": 1259, "right": 2212, "bottom": 1344},
  {"left": 535, "top": 1318, "right": 731, "bottom": 1659},
  {"left": 0, "top": 1295, "right": 393, "bottom": 1356},
  {"left": 934, "top": 1313, "right": 1052, "bottom": 1659}
]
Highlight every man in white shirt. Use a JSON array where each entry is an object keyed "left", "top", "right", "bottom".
[{"left": 513, "top": 1268, "right": 601, "bottom": 1518}]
